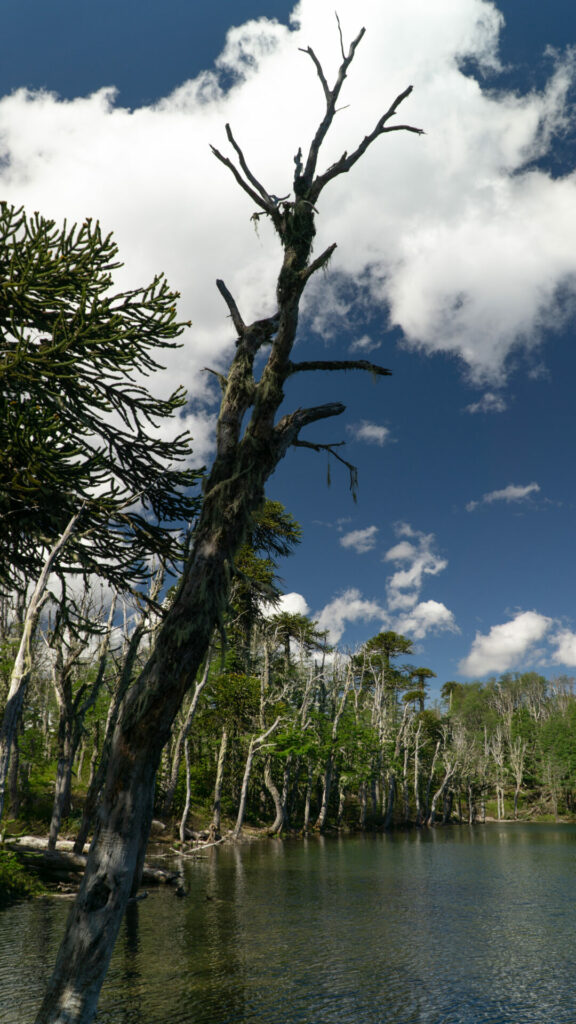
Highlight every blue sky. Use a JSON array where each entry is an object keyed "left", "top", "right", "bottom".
[{"left": 2, "top": 0, "right": 576, "bottom": 697}]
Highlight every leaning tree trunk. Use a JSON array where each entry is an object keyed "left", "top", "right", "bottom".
[{"left": 35, "top": 28, "right": 421, "bottom": 1023}]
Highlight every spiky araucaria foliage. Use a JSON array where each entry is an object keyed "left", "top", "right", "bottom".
[{"left": 0, "top": 204, "right": 201, "bottom": 593}]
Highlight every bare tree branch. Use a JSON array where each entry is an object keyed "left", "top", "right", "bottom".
[
  {"left": 300, "top": 243, "right": 337, "bottom": 283},
  {"left": 299, "top": 45, "right": 332, "bottom": 103},
  {"left": 273, "top": 402, "right": 346, "bottom": 447},
  {"left": 335, "top": 12, "right": 346, "bottom": 61},
  {"left": 203, "top": 367, "right": 228, "bottom": 392},
  {"left": 310, "top": 84, "right": 423, "bottom": 200},
  {"left": 216, "top": 278, "right": 245, "bottom": 335},
  {"left": 210, "top": 144, "right": 271, "bottom": 213},
  {"left": 299, "top": 26, "right": 366, "bottom": 189},
  {"left": 224, "top": 124, "right": 275, "bottom": 210},
  {"left": 293, "top": 438, "right": 359, "bottom": 499}
]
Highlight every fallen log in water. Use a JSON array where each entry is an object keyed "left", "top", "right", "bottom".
[{"left": 6, "top": 840, "right": 181, "bottom": 888}]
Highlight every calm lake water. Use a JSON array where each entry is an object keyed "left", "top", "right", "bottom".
[{"left": 2, "top": 825, "right": 576, "bottom": 1024}]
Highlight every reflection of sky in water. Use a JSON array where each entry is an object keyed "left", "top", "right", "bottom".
[{"left": 1, "top": 825, "right": 576, "bottom": 1023}]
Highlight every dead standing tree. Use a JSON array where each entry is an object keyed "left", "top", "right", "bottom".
[{"left": 35, "top": 26, "right": 423, "bottom": 1024}]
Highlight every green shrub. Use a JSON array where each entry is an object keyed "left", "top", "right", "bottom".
[{"left": 0, "top": 850, "right": 44, "bottom": 907}]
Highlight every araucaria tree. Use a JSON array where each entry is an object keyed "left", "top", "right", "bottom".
[
  {"left": 35, "top": 26, "right": 423, "bottom": 1024},
  {"left": 0, "top": 205, "right": 202, "bottom": 825},
  {"left": 0, "top": 205, "right": 200, "bottom": 590}
]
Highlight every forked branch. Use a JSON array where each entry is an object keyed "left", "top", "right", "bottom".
[
  {"left": 293, "top": 438, "right": 359, "bottom": 500},
  {"left": 298, "top": 26, "right": 366, "bottom": 189},
  {"left": 310, "top": 84, "right": 424, "bottom": 200}
]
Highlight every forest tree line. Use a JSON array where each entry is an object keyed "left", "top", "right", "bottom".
[{"left": 2, "top": 500, "right": 575, "bottom": 843}]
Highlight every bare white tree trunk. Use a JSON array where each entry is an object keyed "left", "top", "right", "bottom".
[
  {"left": 162, "top": 650, "right": 213, "bottom": 816},
  {"left": 212, "top": 725, "right": 228, "bottom": 834},
  {"left": 0, "top": 510, "right": 80, "bottom": 822},
  {"left": 179, "top": 740, "right": 192, "bottom": 845},
  {"left": 413, "top": 721, "right": 422, "bottom": 825},
  {"left": 233, "top": 718, "right": 280, "bottom": 839}
]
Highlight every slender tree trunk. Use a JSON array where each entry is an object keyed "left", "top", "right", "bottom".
[
  {"left": 413, "top": 722, "right": 422, "bottom": 825},
  {"left": 359, "top": 780, "right": 367, "bottom": 830},
  {"left": 468, "top": 783, "right": 475, "bottom": 825},
  {"left": 337, "top": 779, "right": 346, "bottom": 828},
  {"left": 76, "top": 742, "right": 86, "bottom": 784},
  {"left": 48, "top": 724, "right": 75, "bottom": 851},
  {"left": 72, "top": 588, "right": 158, "bottom": 857},
  {"left": 384, "top": 770, "right": 396, "bottom": 830},
  {"left": 212, "top": 725, "right": 228, "bottom": 834},
  {"left": 424, "top": 741, "right": 441, "bottom": 824},
  {"left": 7, "top": 734, "right": 20, "bottom": 817},
  {"left": 233, "top": 719, "right": 280, "bottom": 839},
  {"left": 280, "top": 755, "right": 293, "bottom": 829},
  {"left": 87, "top": 725, "right": 100, "bottom": 792},
  {"left": 442, "top": 788, "right": 453, "bottom": 825},
  {"left": 371, "top": 773, "right": 379, "bottom": 818},
  {"left": 162, "top": 651, "right": 212, "bottom": 816},
  {"left": 233, "top": 741, "right": 257, "bottom": 839},
  {"left": 428, "top": 764, "right": 454, "bottom": 826},
  {"left": 263, "top": 755, "right": 284, "bottom": 834},
  {"left": 303, "top": 763, "right": 312, "bottom": 832},
  {"left": 402, "top": 744, "right": 410, "bottom": 825},
  {"left": 179, "top": 740, "right": 192, "bottom": 845},
  {"left": 315, "top": 753, "right": 334, "bottom": 831},
  {"left": 0, "top": 511, "right": 79, "bottom": 822}
]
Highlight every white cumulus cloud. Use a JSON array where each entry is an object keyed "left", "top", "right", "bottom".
[
  {"left": 550, "top": 629, "right": 576, "bottom": 667},
  {"left": 315, "top": 521, "right": 456, "bottom": 646},
  {"left": 261, "top": 591, "right": 311, "bottom": 619},
  {"left": 340, "top": 525, "right": 379, "bottom": 553},
  {"left": 315, "top": 587, "right": 386, "bottom": 645},
  {"left": 347, "top": 421, "right": 392, "bottom": 446},
  {"left": 465, "top": 391, "right": 508, "bottom": 414},
  {"left": 349, "top": 334, "right": 381, "bottom": 353},
  {"left": 384, "top": 523, "right": 448, "bottom": 612},
  {"left": 0, "top": 0, "right": 573, "bottom": 438},
  {"left": 459, "top": 610, "right": 553, "bottom": 676},
  {"left": 394, "top": 600, "right": 458, "bottom": 641},
  {"left": 466, "top": 482, "right": 540, "bottom": 512}
]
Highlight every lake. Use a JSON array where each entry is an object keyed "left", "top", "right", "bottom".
[{"left": 2, "top": 824, "right": 575, "bottom": 1023}]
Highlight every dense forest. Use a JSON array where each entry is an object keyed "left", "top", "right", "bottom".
[{"left": 2, "top": 499, "right": 575, "bottom": 848}]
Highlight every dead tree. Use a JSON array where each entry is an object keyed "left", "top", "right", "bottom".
[{"left": 35, "top": 25, "right": 422, "bottom": 1024}]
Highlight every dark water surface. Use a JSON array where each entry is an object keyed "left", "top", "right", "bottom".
[{"left": 2, "top": 825, "right": 576, "bottom": 1023}]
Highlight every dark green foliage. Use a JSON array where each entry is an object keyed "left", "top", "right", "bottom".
[
  {"left": 0, "top": 850, "right": 44, "bottom": 906},
  {"left": 0, "top": 203, "right": 202, "bottom": 591}
]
